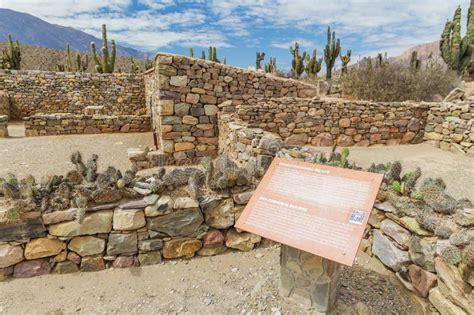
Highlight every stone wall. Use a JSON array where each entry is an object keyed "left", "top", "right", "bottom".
[
  {"left": 0, "top": 70, "right": 146, "bottom": 119},
  {"left": 150, "top": 53, "right": 318, "bottom": 165},
  {"left": 0, "top": 115, "right": 7, "bottom": 137},
  {"left": 424, "top": 103, "right": 473, "bottom": 155},
  {"left": 0, "top": 151, "right": 261, "bottom": 280},
  {"left": 236, "top": 97, "right": 429, "bottom": 147},
  {"left": 218, "top": 117, "right": 473, "bottom": 314},
  {"left": 23, "top": 114, "right": 151, "bottom": 136}
]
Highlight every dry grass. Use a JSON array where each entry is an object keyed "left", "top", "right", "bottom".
[{"left": 339, "top": 63, "right": 459, "bottom": 102}]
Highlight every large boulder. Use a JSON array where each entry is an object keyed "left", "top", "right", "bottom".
[{"left": 48, "top": 211, "right": 113, "bottom": 237}]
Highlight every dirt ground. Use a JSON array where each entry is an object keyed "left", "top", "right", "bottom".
[
  {"left": 0, "top": 246, "right": 420, "bottom": 315},
  {"left": 0, "top": 129, "right": 472, "bottom": 200}
]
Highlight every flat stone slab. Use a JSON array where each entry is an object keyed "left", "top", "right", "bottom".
[{"left": 0, "top": 219, "right": 46, "bottom": 242}]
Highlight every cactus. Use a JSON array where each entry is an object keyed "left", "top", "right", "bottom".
[
  {"left": 189, "top": 47, "right": 194, "bottom": 58},
  {"left": 130, "top": 57, "right": 139, "bottom": 73},
  {"left": 264, "top": 57, "right": 277, "bottom": 74},
  {"left": 387, "top": 161, "right": 402, "bottom": 183},
  {"left": 305, "top": 49, "right": 322, "bottom": 77},
  {"left": 256, "top": 52, "right": 265, "bottom": 70},
  {"left": 208, "top": 46, "right": 213, "bottom": 61},
  {"left": 391, "top": 181, "right": 402, "bottom": 193},
  {"left": 339, "top": 148, "right": 350, "bottom": 168},
  {"left": 144, "top": 56, "right": 153, "bottom": 70},
  {"left": 290, "top": 43, "right": 306, "bottom": 78},
  {"left": 440, "top": 2, "right": 474, "bottom": 78},
  {"left": 402, "top": 167, "right": 422, "bottom": 194},
  {"left": 75, "top": 54, "right": 89, "bottom": 72},
  {"left": 340, "top": 49, "right": 352, "bottom": 75},
  {"left": 1, "top": 34, "right": 21, "bottom": 70},
  {"left": 91, "top": 24, "right": 116, "bottom": 73},
  {"left": 462, "top": 244, "right": 474, "bottom": 267},
  {"left": 441, "top": 245, "right": 462, "bottom": 265},
  {"left": 200, "top": 50, "right": 206, "bottom": 60},
  {"left": 57, "top": 44, "right": 73, "bottom": 72},
  {"left": 223, "top": 57, "right": 227, "bottom": 65},
  {"left": 418, "top": 178, "right": 457, "bottom": 214},
  {"left": 375, "top": 52, "right": 388, "bottom": 68},
  {"left": 367, "top": 56, "right": 373, "bottom": 70},
  {"left": 410, "top": 51, "right": 421, "bottom": 72},
  {"left": 324, "top": 27, "right": 341, "bottom": 80}
]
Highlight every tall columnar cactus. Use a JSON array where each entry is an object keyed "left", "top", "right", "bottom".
[
  {"left": 223, "top": 57, "right": 227, "bottom": 65},
  {"left": 130, "top": 57, "right": 138, "bottom": 73},
  {"left": 189, "top": 47, "right": 194, "bottom": 58},
  {"left": 367, "top": 56, "right": 373, "bottom": 70},
  {"left": 75, "top": 54, "right": 89, "bottom": 72},
  {"left": 440, "top": 2, "right": 474, "bottom": 78},
  {"left": 324, "top": 27, "right": 341, "bottom": 80},
  {"left": 375, "top": 52, "right": 387, "bottom": 68},
  {"left": 1, "top": 34, "right": 21, "bottom": 70},
  {"left": 264, "top": 57, "right": 278, "bottom": 74},
  {"left": 410, "top": 51, "right": 421, "bottom": 72},
  {"left": 91, "top": 24, "right": 116, "bottom": 73},
  {"left": 65, "top": 44, "right": 72, "bottom": 72},
  {"left": 207, "top": 46, "right": 220, "bottom": 62},
  {"left": 290, "top": 43, "right": 307, "bottom": 78},
  {"left": 305, "top": 49, "right": 322, "bottom": 77},
  {"left": 200, "top": 50, "right": 206, "bottom": 60},
  {"left": 144, "top": 56, "right": 153, "bottom": 70},
  {"left": 340, "top": 49, "right": 352, "bottom": 75},
  {"left": 208, "top": 46, "right": 213, "bottom": 61},
  {"left": 256, "top": 52, "right": 265, "bottom": 70}
]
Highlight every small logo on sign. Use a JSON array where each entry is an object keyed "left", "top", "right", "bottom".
[{"left": 349, "top": 210, "right": 365, "bottom": 225}]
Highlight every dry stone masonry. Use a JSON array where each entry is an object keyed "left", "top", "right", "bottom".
[
  {"left": 23, "top": 113, "right": 151, "bottom": 136},
  {"left": 0, "top": 70, "right": 146, "bottom": 119},
  {"left": 424, "top": 103, "right": 473, "bottom": 155},
  {"left": 148, "top": 53, "right": 318, "bottom": 165},
  {"left": 0, "top": 115, "right": 7, "bottom": 138}
]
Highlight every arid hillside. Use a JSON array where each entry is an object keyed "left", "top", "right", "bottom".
[{"left": 0, "top": 43, "right": 151, "bottom": 73}]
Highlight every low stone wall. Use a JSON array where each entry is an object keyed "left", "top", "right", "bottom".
[
  {"left": 0, "top": 70, "right": 146, "bottom": 119},
  {"left": 0, "top": 115, "right": 8, "bottom": 137},
  {"left": 218, "top": 117, "right": 473, "bottom": 314},
  {"left": 0, "top": 91, "right": 9, "bottom": 119},
  {"left": 23, "top": 114, "right": 151, "bottom": 136},
  {"left": 424, "top": 103, "right": 473, "bottom": 155},
  {"left": 236, "top": 97, "right": 429, "bottom": 147},
  {"left": 0, "top": 152, "right": 260, "bottom": 280}
]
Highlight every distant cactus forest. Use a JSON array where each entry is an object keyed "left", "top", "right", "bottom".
[{"left": 0, "top": 1, "right": 470, "bottom": 101}]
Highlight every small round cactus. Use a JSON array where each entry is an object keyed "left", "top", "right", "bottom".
[
  {"left": 462, "top": 244, "right": 474, "bottom": 267},
  {"left": 441, "top": 245, "right": 462, "bottom": 265}
]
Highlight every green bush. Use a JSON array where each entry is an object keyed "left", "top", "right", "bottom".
[{"left": 339, "top": 62, "right": 460, "bottom": 102}]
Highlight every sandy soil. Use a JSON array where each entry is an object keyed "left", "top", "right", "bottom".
[
  {"left": 0, "top": 246, "right": 418, "bottom": 315},
  {"left": 0, "top": 128, "right": 154, "bottom": 179}
]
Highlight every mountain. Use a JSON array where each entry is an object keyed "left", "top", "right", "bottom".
[
  {"left": 392, "top": 41, "right": 443, "bottom": 66},
  {"left": 353, "top": 41, "right": 445, "bottom": 69},
  {"left": 0, "top": 8, "right": 146, "bottom": 58}
]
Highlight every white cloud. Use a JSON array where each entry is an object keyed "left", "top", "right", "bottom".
[{"left": 271, "top": 38, "right": 317, "bottom": 50}]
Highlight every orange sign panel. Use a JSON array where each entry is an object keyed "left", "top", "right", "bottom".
[{"left": 235, "top": 157, "right": 383, "bottom": 266}]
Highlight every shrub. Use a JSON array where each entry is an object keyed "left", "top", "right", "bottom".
[{"left": 339, "top": 62, "right": 460, "bottom": 102}]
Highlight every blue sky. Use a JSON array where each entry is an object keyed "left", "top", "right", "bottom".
[{"left": 0, "top": 0, "right": 470, "bottom": 69}]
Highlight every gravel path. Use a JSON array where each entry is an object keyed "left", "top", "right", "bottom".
[{"left": 0, "top": 246, "right": 417, "bottom": 315}]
